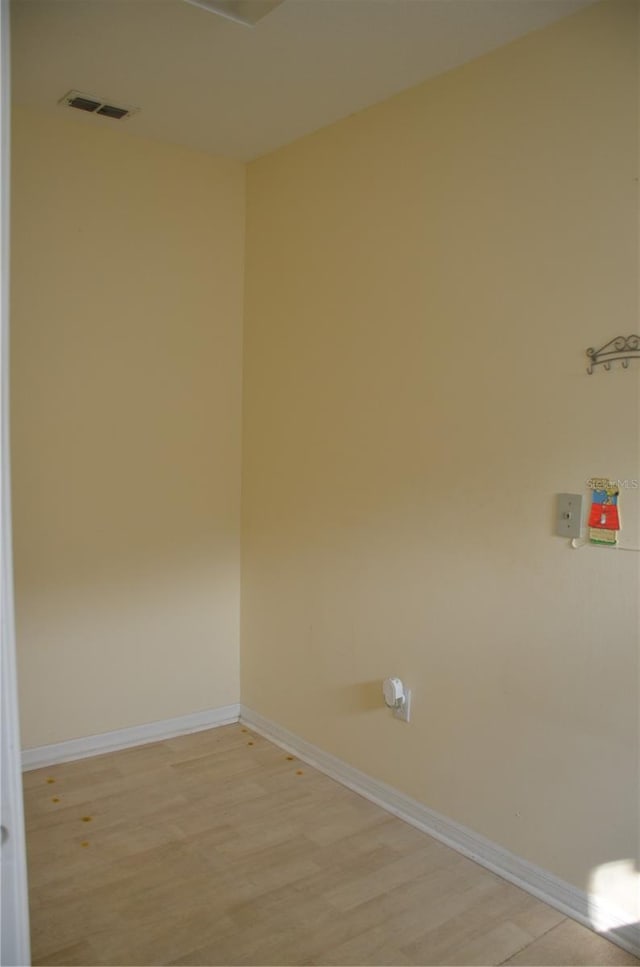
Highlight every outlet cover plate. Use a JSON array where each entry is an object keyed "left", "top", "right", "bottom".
[{"left": 393, "top": 689, "right": 411, "bottom": 723}]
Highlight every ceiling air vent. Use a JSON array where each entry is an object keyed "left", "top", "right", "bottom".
[{"left": 59, "top": 91, "right": 138, "bottom": 121}]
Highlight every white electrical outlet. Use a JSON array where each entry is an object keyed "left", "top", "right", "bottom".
[{"left": 393, "top": 689, "right": 411, "bottom": 723}]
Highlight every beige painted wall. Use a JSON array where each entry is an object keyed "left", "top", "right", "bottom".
[
  {"left": 243, "top": 0, "right": 639, "bottom": 911},
  {"left": 11, "top": 108, "right": 244, "bottom": 748}
]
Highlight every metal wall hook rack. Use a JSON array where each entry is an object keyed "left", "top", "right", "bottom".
[{"left": 586, "top": 334, "right": 640, "bottom": 374}]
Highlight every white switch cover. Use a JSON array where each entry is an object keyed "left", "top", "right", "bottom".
[{"left": 556, "top": 493, "right": 583, "bottom": 538}]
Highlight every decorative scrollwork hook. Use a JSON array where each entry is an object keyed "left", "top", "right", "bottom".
[{"left": 585, "top": 335, "right": 640, "bottom": 373}]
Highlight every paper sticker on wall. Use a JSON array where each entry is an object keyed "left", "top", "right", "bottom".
[{"left": 588, "top": 478, "right": 620, "bottom": 545}]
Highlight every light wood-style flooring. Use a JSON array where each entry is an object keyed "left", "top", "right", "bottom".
[{"left": 23, "top": 724, "right": 639, "bottom": 966}]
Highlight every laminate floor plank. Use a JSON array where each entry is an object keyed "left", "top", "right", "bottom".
[
  {"left": 503, "top": 919, "right": 640, "bottom": 966},
  {"left": 23, "top": 723, "right": 639, "bottom": 966}
]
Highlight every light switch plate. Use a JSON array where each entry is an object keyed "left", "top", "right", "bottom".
[{"left": 556, "top": 493, "right": 583, "bottom": 538}]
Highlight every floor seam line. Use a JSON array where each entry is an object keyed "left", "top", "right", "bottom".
[{"left": 496, "top": 915, "right": 568, "bottom": 966}]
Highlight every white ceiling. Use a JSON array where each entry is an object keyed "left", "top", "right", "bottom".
[{"left": 11, "top": 0, "right": 593, "bottom": 162}]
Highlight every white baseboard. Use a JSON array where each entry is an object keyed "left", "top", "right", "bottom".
[
  {"left": 240, "top": 705, "right": 640, "bottom": 960},
  {"left": 22, "top": 703, "right": 240, "bottom": 771}
]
